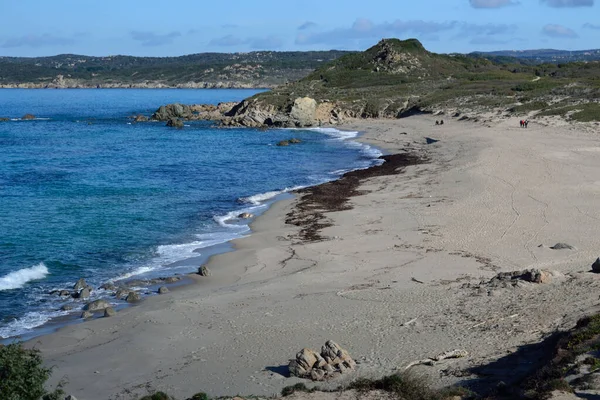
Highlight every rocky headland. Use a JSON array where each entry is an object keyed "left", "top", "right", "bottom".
[{"left": 145, "top": 38, "right": 600, "bottom": 130}]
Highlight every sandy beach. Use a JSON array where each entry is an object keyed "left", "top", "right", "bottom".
[{"left": 28, "top": 115, "right": 600, "bottom": 399}]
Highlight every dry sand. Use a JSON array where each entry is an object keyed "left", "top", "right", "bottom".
[{"left": 29, "top": 115, "right": 600, "bottom": 399}]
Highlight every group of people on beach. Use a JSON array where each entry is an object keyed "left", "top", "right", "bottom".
[
  {"left": 435, "top": 120, "right": 444, "bottom": 125},
  {"left": 520, "top": 119, "right": 529, "bottom": 128}
]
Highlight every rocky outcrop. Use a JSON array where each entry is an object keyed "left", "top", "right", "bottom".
[
  {"left": 153, "top": 103, "right": 194, "bottom": 121},
  {"left": 166, "top": 118, "right": 184, "bottom": 128},
  {"left": 198, "top": 266, "right": 211, "bottom": 277},
  {"left": 21, "top": 114, "right": 36, "bottom": 120},
  {"left": 290, "top": 97, "right": 317, "bottom": 127},
  {"left": 133, "top": 114, "right": 149, "bottom": 122},
  {"left": 151, "top": 102, "right": 237, "bottom": 122},
  {"left": 238, "top": 213, "right": 254, "bottom": 219},
  {"left": 288, "top": 340, "right": 356, "bottom": 381}
]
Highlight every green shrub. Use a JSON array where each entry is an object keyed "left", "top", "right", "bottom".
[
  {"left": 187, "top": 393, "right": 209, "bottom": 400},
  {"left": 0, "top": 343, "right": 65, "bottom": 400},
  {"left": 139, "top": 392, "right": 173, "bottom": 400}
]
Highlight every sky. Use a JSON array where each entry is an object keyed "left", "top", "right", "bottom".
[{"left": 1, "top": 0, "right": 599, "bottom": 57}]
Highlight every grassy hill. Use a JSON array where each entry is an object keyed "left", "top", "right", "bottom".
[
  {"left": 229, "top": 38, "right": 600, "bottom": 125},
  {"left": 0, "top": 51, "right": 352, "bottom": 88}
]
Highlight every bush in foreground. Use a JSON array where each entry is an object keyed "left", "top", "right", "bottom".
[{"left": 0, "top": 342, "right": 65, "bottom": 400}]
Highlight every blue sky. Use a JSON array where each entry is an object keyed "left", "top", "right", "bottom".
[{"left": 1, "top": 0, "right": 599, "bottom": 57}]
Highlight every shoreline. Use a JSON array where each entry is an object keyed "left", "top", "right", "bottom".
[
  {"left": 2, "top": 127, "right": 380, "bottom": 343},
  {"left": 25, "top": 114, "right": 600, "bottom": 399}
]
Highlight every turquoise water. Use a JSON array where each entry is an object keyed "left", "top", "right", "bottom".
[{"left": 0, "top": 89, "right": 381, "bottom": 339}]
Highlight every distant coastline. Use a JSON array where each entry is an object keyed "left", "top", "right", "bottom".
[{"left": 0, "top": 81, "right": 272, "bottom": 89}]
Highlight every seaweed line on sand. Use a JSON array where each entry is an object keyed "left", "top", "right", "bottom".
[{"left": 285, "top": 153, "right": 425, "bottom": 242}]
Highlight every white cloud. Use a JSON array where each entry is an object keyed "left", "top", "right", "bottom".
[
  {"left": 469, "top": 0, "right": 519, "bottom": 8},
  {"left": 541, "top": 24, "right": 578, "bottom": 38},
  {"left": 541, "top": 0, "right": 593, "bottom": 7}
]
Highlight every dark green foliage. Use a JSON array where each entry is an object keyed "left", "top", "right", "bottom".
[
  {"left": 187, "top": 393, "right": 209, "bottom": 400},
  {"left": 0, "top": 342, "right": 64, "bottom": 400},
  {"left": 0, "top": 51, "right": 353, "bottom": 87},
  {"left": 243, "top": 38, "right": 600, "bottom": 121},
  {"left": 139, "top": 392, "right": 173, "bottom": 400},
  {"left": 281, "top": 383, "right": 312, "bottom": 396},
  {"left": 349, "top": 372, "right": 473, "bottom": 400}
]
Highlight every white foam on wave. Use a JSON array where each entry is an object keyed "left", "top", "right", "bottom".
[
  {"left": 0, "top": 263, "right": 49, "bottom": 291},
  {"left": 0, "top": 309, "right": 67, "bottom": 339},
  {"left": 214, "top": 205, "right": 264, "bottom": 229},
  {"left": 239, "top": 185, "right": 306, "bottom": 205}
]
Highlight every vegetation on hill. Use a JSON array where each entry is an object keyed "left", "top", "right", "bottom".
[
  {"left": 229, "top": 38, "right": 600, "bottom": 125},
  {"left": 0, "top": 51, "right": 352, "bottom": 88}
]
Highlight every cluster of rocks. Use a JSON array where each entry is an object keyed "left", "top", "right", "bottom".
[
  {"left": 148, "top": 102, "right": 238, "bottom": 128},
  {"left": 277, "top": 138, "right": 301, "bottom": 147},
  {"left": 50, "top": 278, "right": 94, "bottom": 301},
  {"left": 462, "top": 268, "right": 554, "bottom": 294},
  {"left": 487, "top": 268, "right": 553, "bottom": 287},
  {"left": 288, "top": 340, "right": 356, "bottom": 381},
  {"left": 51, "top": 276, "right": 182, "bottom": 319}
]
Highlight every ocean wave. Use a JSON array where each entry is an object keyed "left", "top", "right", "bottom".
[
  {"left": 238, "top": 185, "right": 306, "bottom": 205},
  {"left": 0, "top": 263, "right": 49, "bottom": 291},
  {"left": 214, "top": 205, "right": 264, "bottom": 229},
  {"left": 0, "top": 309, "right": 67, "bottom": 339}
]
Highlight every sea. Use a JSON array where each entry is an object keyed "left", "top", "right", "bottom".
[{"left": 0, "top": 89, "right": 382, "bottom": 341}]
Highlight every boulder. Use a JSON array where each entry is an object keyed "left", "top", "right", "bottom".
[
  {"left": 22, "top": 114, "right": 36, "bottom": 120},
  {"left": 522, "top": 269, "right": 552, "bottom": 284},
  {"left": 73, "top": 278, "right": 87, "bottom": 291},
  {"left": 152, "top": 103, "right": 194, "bottom": 121},
  {"left": 593, "top": 258, "right": 600, "bottom": 273},
  {"left": 0, "top": 117, "right": 9, "bottom": 122},
  {"left": 126, "top": 291, "right": 141, "bottom": 303},
  {"left": 115, "top": 288, "right": 128, "bottom": 299},
  {"left": 158, "top": 286, "right": 169, "bottom": 294},
  {"left": 100, "top": 282, "right": 116, "bottom": 291},
  {"left": 277, "top": 140, "right": 290, "bottom": 147},
  {"left": 59, "top": 290, "right": 70, "bottom": 297},
  {"left": 81, "top": 311, "right": 93, "bottom": 319},
  {"left": 166, "top": 118, "right": 184, "bottom": 128},
  {"left": 65, "top": 395, "right": 78, "bottom": 400},
  {"left": 296, "top": 348, "right": 321, "bottom": 370},
  {"left": 198, "top": 266, "right": 211, "bottom": 277},
  {"left": 238, "top": 213, "right": 254, "bottom": 219},
  {"left": 60, "top": 304, "right": 74, "bottom": 311},
  {"left": 550, "top": 243, "right": 574, "bottom": 250},
  {"left": 289, "top": 138, "right": 302, "bottom": 144},
  {"left": 289, "top": 97, "right": 317, "bottom": 127},
  {"left": 164, "top": 276, "right": 181, "bottom": 283},
  {"left": 77, "top": 287, "right": 91, "bottom": 300},
  {"left": 104, "top": 307, "right": 116, "bottom": 317},
  {"left": 85, "top": 299, "right": 111, "bottom": 311}
]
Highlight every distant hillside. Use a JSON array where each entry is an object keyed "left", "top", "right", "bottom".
[
  {"left": 470, "top": 48, "right": 600, "bottom": 64},
  {"left": 224, "top": 38, "right": 600, "bottom": 127},
  {"left": 0, "top": 51, "right": 353, "bottom": 88}
]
